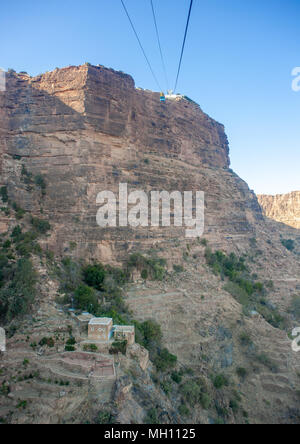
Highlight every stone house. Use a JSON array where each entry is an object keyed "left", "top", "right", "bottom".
[
  {"left": 88, "top": 318, "right": 113, "bottom": 341},
  {"left": 72, "top": 312, "right": 94, "bottom": 334},
  {"left": 113, "top": 325, "right": 135, "bottom": 345},
  {"left": 87, "top": 318, "right": 135, "bottom": 345}
]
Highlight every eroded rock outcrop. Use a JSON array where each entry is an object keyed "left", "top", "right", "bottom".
[{"left": 258, "top": 192, "right": 300, "bottom": 229}]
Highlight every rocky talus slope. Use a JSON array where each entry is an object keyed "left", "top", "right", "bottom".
[
  {"left": 258, "top": 192, "right": 300, "bottom": 230},
  {"left": 0, "top": 65, "right": 300, "bottom": 424}
]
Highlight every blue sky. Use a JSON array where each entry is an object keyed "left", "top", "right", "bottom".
[{"left": 1, "top": 0, "right": 299, "bottom": 194}]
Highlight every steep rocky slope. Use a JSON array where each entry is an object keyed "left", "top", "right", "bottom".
[
  {"left": 0, "top": 65, "right": 300, "bottom": 424},
  {"left": 258, "top": 192, "right": 300, "bottom": 229}
]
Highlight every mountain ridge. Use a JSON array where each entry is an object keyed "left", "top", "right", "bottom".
[{"left": 258, "top": 191, "right": 300, "bottom": 229}]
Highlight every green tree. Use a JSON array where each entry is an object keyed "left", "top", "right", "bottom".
[
  {"left": 83, "top": 264, "right": 106, "bottom": 290},
  {"left": 74, "top": 284, "right": 98, "bottom": 312},
  {"left": 0, "top": 186, "right": 8, "bottom": 203},
  {"left": 0, "top": 258, "right": 37, "bottom": 321},
  {"left": 154, "top": 348, "right": 177, "bottom": 372},
  {"left": 30, "top": 217, "right": 51, "bottom": 234},
  {"left": 180, "top": 380, "right": 201, "bottom": 406}
]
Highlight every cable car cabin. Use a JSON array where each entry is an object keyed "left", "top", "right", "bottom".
[{"left": 160, "top": 92, "right": 166, "bottom": 103}]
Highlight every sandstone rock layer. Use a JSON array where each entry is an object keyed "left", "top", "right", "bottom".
[{"left": 258, "top": 192, "right": 300, "bottom": 229}]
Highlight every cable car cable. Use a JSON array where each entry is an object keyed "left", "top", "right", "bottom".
[
  {"left": 120, "top": 0, "right": 162, "bottom": 92},
  {"left": 174, "top": 0, "right": 194, "bottom": 93},
  {"left": 150, "top": 0, "right": 169, "bottom": 92}
]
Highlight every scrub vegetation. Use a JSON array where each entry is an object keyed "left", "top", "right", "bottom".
[{"left": 205, "top": 248, "right": 287, "bottom": 329}]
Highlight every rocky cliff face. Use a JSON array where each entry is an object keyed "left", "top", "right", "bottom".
[
  {"left": 258, "top": 192, "right": 300, "bottom": 229},
  {"left": 0, "top": 65, "right": 262, "bottom": 262}
]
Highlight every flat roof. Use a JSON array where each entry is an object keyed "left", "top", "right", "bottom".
[
  {"left": 89, "top": 317, "right": 113, "bottom": 326},
  {"left": 76, "top": 313, "right": 94, "bottom": 322},
  {"left": 114, "top": 325, "right": 135, "bottom": 332}
]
